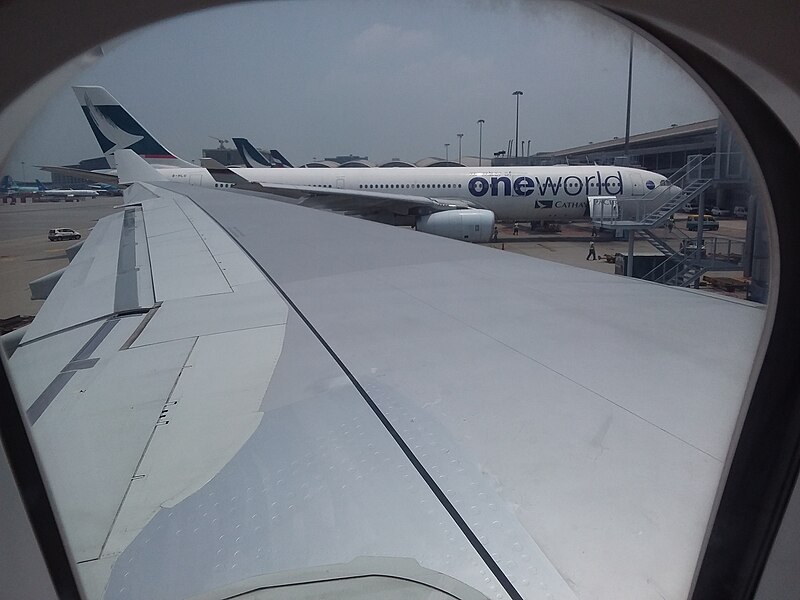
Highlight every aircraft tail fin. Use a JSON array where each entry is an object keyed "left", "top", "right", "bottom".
[
  {"left": 270, "top": 149, "right": 294, "bottom": 168},
  {"left": 72, "top": 86, "right": 195, "bottom": 169},
  {"left": 1, "top": 175, "right": 13, "bottom": 190},
  {"left": 35, "top": 179, "right": 46, "bottom": 191},
  {"left": 232, "top": 137, "right": 275, "bottom": 167},
  {"left": 115, "top": 149, "right": 169, "bottom": 184}
]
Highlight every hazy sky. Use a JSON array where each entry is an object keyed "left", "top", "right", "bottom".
[{"left": 9, "top": 0, "right": 717, "bottom": 179}]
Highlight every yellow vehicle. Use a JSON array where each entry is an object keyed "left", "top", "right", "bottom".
[{"left": 686, "top": 214, "right": 720, "bottom": 231}]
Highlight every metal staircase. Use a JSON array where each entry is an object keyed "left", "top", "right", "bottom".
[
  {"left": 641, "top": 254, "right": 709, "bottom": 287},
  {"left": 638, "top": 229, "right": 677, "bottom": 256},
  {"left": 635, "top": 178, "right": 712, "bottom": 227},
  {"left": 639, "top": 228, "right": 743, "bottom": 287},
  {"left": 591, "top": 154, "right": 716, "bottom": 230},
  {"left": 636, "top": 229, "right": 707, "bottom": 287}
]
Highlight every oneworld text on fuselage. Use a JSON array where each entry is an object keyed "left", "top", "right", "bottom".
[{"left": 467, "top": 170, "right": 623, "bottom": 198}]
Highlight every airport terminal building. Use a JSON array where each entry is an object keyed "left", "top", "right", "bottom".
[{"left": 495, "top": 116, "right": 768, "bottom": 302}]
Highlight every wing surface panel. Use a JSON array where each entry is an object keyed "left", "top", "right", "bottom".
[
  {"left": 9, "top": 320, "right": 104, "bottom": 410},
  {"left": 20, "top": 210, "right": 130, "bottom": 342},
  {"left": 178, "top": 183, "right": 764, "bottom": 600},
  {"left": 7, "top": 184, "right": 304, "bottom": 598},
  {"left": 32, "top": 326, "right": 195, "bottom": 561},
  {"left": 138, "top": 190, "right": 233, "bottom": 300},
  {"left": 101, "top": 312, "right": 576, "bottom": 600}
]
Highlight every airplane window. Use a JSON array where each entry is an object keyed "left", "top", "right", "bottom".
[{"left": 0, "top": 2, "right": 778, "bottom": 600}]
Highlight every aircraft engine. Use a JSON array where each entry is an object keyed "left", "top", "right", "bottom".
[{"left": 415, "top": 209, "right": 495, "bottom": 243}]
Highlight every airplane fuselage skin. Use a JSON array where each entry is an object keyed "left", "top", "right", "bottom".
[{"left": 158, "top": 164, "right": 670, "bottom": 221}]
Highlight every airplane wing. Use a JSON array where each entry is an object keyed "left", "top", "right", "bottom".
[
  {"left": 207, "top": 166, "right": 477, "bottom": 216},
  {"left": 6, "top": 181, "right": 764, "bottom": 600}
]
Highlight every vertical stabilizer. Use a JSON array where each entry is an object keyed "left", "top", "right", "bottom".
[
  {"left": 270, "top": 149, "right": 294, "bottom": 168},
  {"left": 232, "top": 138, "right": 276, "bottom": 167},
  {"left": 73, "top": 86, "right": 195, "bottom": 169}
]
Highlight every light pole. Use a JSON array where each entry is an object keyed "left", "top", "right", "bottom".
[
  {"left": 513, "top": 90, "right": 523, "bottom": 158},
  {"left": 20, "top": 161, "right": 25, "bottom": 181},
  {"left": 477, "top": 119, "right": 484, "bottom": 166},
  {"left": 444, "top": 143, "right": 450, "bottom": 162},
  {"left": 624, "top": 32, "right": 634, "bottom": 161},
  {"left": 457, "top": 133, "right": 464, "bottom": 164}
]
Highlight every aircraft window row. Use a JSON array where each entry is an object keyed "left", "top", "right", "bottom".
[
  {"left": 213, "top": 183, "right": 233, "bottom": 188},
  {"left": 311, "top": 184, "right": 333, "bottom": 187},
  {"left": 357, "top": 183, "right": 463, "bottom": 189}
]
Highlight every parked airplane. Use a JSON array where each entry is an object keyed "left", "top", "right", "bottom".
[
  {"left": 79, "top": 86, "right": 676, "bottom": 241},
  {"left": 0, "top": 175, "right": 41, "bottom": 194},
  {"left": 233, "top": 137, "right": 293, "bottom": 168},
  {"left": 35, "top": 180, "right": 99, "bottom": 197}
]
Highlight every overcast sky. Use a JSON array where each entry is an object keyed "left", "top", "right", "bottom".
[{"left": 8, "top": 0, "right": 717, "bottom": 179}]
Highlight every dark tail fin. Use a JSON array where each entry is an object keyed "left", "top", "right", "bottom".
[
  {"left": 270, "top": 149, "right": 294, "bottom": 168},
  {"left": 232, "top": 138, "right": 275, "bottom": 167}
]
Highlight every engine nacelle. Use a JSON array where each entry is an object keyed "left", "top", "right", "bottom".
[{"left": 416, "top": 209, "right": 495, "bottom": 243}]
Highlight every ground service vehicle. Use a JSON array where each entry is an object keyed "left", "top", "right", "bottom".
[
  {"left": 686, "top": 214, "right": 719, "bottom": 231},
  {"left": 48, "top": 228, "right": 80, "bottom": 241}
]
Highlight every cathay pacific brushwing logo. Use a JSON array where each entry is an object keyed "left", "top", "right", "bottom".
[
  {"left": 244, "top": 146, "right": 270, "bottom": 167},
  {"left": 535, "top": 199, "right": 553, "bottom": 209},
  {"left": 84, "top": 94, "right": 143, "bottom": 154}
]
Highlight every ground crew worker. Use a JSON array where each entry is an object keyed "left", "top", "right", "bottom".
[{"left": 587, "top": 240, "right": 597, "bottom": 261}]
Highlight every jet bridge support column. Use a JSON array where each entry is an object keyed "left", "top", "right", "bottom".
[
  {"left": 695, "top": 190, "right": 707, "bottom": 288},
  {"left": 627, "top": 231, "right": 635, "bottom": 277}
]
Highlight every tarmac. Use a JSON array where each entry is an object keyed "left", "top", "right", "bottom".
[
  {"left": 0, "top": 196, "right": 120, "bottom": 319},
  {"left": 488, "top": 215, "right": 748, "bottom": 286}
]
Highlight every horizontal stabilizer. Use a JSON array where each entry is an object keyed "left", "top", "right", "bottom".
[
  {"left": 199, "top": 157, "right": 227, "bottom": 169},
  {"left": 38, "top": 165, "right": 119, "bottom": 184}
]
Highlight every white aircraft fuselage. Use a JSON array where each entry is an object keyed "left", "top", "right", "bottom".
[
  {"left": 156, "top": 164, "right": 671, "bottom": 222},
  {"left": 40, "top": 188, "right": 99, "bottom": 197}
]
